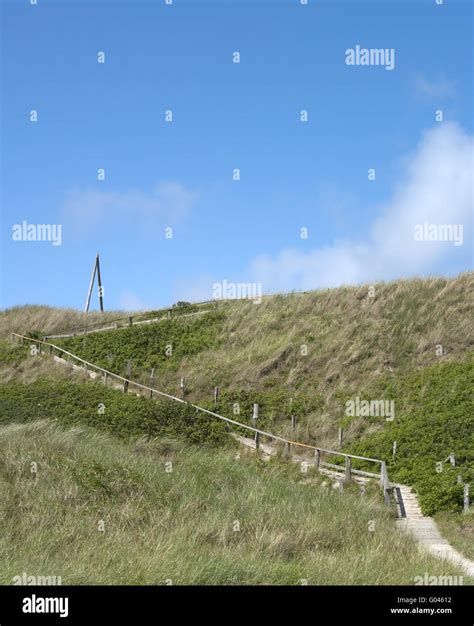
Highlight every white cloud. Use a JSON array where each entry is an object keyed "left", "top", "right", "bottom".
[
  {"left": 247, "top": 123, "right": 472, "bottom": 292},
  {"left": 61, "top": 181, "right": 196, "bottom": 234}
]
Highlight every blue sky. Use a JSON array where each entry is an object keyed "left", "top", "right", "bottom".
[{"left": 1, "top": 0, "right": 472, "bottom": 311}]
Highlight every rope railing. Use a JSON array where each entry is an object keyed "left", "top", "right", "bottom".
[{"left": 11, "top": 332, "right": 392, "bottom": 501}]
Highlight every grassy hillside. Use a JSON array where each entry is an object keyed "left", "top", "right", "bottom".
[
  {"left": 0, "top": 305, "right": 127, "bottom": 341},
  {"left": 0, "top": 420, "right": 469, "bottom": 585},
  {"left": 0, "top": 301, "right": 213, "bottom": 343},
  {"left": 1, "top": 273, "right": 472, "bottom": 516},
  {"left": 43, "top": 274, "right": 472, "bottom": 403}
]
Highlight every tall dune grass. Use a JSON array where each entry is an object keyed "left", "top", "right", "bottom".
[{"left": 0, "top": 421, "right": 469, "bottom": 585}]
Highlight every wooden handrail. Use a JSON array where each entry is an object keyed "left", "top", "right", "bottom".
[
  {"left": 43, "top": 304, "right": 216, "bottom": 340},
  {"left": 11, "top": 332, "right": 390, "bottom": 491}
]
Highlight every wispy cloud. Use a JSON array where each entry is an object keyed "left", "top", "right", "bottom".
[
  {"left": 61, "top": 181, "right": 197, "bottom": 235},
  {"left": 414, "top": 74, "right": 456, "bottom": 99},
  {"left": 181, "top": 123, "right": 473, "bottom": 298},
  {"left": 118, "top": 290, "right": 147, "bottom": 311}
]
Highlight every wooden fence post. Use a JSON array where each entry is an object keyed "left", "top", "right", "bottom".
[
  {"left": 345, "top": 457, "right": 352, "bottom": 482},
  {"left": 104, "top": 371, "right": 108, "bottom": 386},
  {"left": 314, "top": 448, "right": 320, "bottom": 470},
  {"left": 252, "top": 403, "right": 259, "bottom": 450},
  {"left": 180, "top": 377, "right": 185, "bottom": 399},
  {"left": 392, "top": 441, "right": 397, "bottom": 457},
  {"left": 338, "top": 428, "right": 344, "bottom": 448},
  {"left": 149, "top": 368, "right": 155, "bottom": 398},
  {"left": 128, "top": 316, "right": 133, "bottom": 326},
  {"left": 123, "top": 359, "right": 132, "bottom": 394},
  {"left": 380, "top": 461, "right": 391, "bottom": 506},
  {"left": 464, "top": 484, "right": 470, "bottom": 514},
  {"left": 284, "top": 442, "right": 291, "bottom": 458},
  {"left": 214, "top": 386, "right": 219, "bottom": 408},
  {"left": 254, "top": 431, "right": 260, "bottom": 450},
  {"left": 291, "top": 415, "right": 296, "bottom": 431}
]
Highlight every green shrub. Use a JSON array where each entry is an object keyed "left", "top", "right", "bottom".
[
  {"left": 56, "top": 312, "right": 224, "bottom": 377},
  {"left": 349, "top": 358, "right": 474, "bottom": 514},
  {"left": 0, "top": 380, "right": 229, "bottom": 448},
  {"left": 0, "top": 341, "right": 29, "bottom": 365}
]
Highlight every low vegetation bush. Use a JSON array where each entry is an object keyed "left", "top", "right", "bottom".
[
  {"left": 0, "top": 341, "right": 28, "bottom": 365},
  {"left": 56, "top": 312, "right": 224, "bottom": 376},
  {"left": 0, "top": 380, "right": 229, "bottom": 447},
  {"left": 349, "top": 359, "right": 474, "bottom": 515}
]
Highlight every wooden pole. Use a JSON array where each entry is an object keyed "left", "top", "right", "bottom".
[
  {"left": 255, "top": 431, "right": 260, "bottom": 450},
  {"left": 381, "top": 461, "right": 391, "bottom": 506},
  {"left": 96, "top": 253, "right": 104, "bottom": 312},
  {"left": 149, "top": 368, "right": 155, "bottom": 398},
  {"left": 345, "top": 456, "right": 352, "bottom": 482},
  {"left": 180, "top": 377, "right": 185, "bottom": 399},
  {"left": 291, "top": 415, "right": 296, "bottom": 431},
  {"left": 84, "top": 255, "right": 98, "bottom": 313},
  {"left": 123, "top": 359, "right": 131, "bottom": 394},
  {"left": 464, "top": 484, "right": 470, "bottom": 514},
  {"left": 252, "top": 403, "right": 259, "bottom": 449},
  {"left": 314, "top": 448, "right": 320, "bottom": 470},
  {"left": 214, "top": 386, "right": 219, "bottom": 408},
  {"left": 338, "top": 428, "right": 344, "bottom": 448}
]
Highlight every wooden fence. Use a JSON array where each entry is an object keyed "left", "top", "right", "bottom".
[
  {"left": 43, "top": 301, "right": 216, "bottom": 341},
  {"left": 11, "top": 332, "right": 393, "bottom": 505}
]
